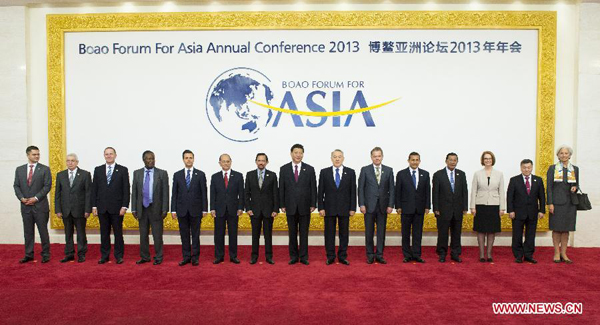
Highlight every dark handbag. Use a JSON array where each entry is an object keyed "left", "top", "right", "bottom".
[{"left": 572, "top": 189, "right": 592, "bottom": 211}]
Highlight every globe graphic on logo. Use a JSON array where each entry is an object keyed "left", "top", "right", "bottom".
[{"left": 206, "top": 67, "right": 275, "bottom": 142}]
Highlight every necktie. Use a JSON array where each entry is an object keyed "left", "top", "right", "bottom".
[
  {"left": 107, "top": 165, "right": 113, "bottom": 185},
  {"left": 143, "top": 170, "right": 151, "bottom": 208},
  {"left": 224, "top": 172, "right": 229, "bottom": 189},
  {"left": 69, "top": 171, "right": 74, "bottom": 187},
  {"left": 294, "top": 165, "right": 299, "bottom": 182},
  {"left": 375, "top": 167, "right": 381, "bottom": 185},
  {"left": 412, "top": 170, "right": 417, "bottom": 189},
  {"left": 27, "top": 165, "right": 34, "bottom": 186},
  {"left": 259, "top": 170, "right": 264, "bottom": 189},
  {"left": 450, "top": 171, "right": 455, "bottom": 193},
  {"left": 525, "top": 176, "right": 531, "bottom": 195},
  {"left": 185, "top": 169, "right": 191, "bottom": 189},
  {"left": 335, "top": 168, "right": 341, "bottom": 188}
]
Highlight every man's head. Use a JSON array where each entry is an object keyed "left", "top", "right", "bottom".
[
  {"left": 255, "top": 153, "right": 268, "bottom": 170},
  {"left": 445, "top": 152, "right": 458, "bottom": 170},
  {"left": 66, "top": 153, "right": 79, "bottom": 170},
  {"left": 520, "top": 159, "right": 533, "bottom": 176},
  {"left": 26, "top": 146, "right": 40, "bottom": 164},
  {"left": 219, "top": 154, "right": 232, "bottom": 171},
  {"left": 331, "top": 149, "right": 344, "bottom": 168},
  {"left": 104, "top": 147, "right": 117, "bottom": 164},
  {"left": 182, "top": 150, "right": 194, "bottom": 168},
  {"left": 370, "top": 147, "right": 383, "bottom": 166},
  {"left": 290, "top": 144, "right": 304, "bottom": 164},
  {"left": 142, "top": 150, "right": 155, "bottom": 169},
  {"left": 408, "top": 152, "right": 420, "bottom": 169}
]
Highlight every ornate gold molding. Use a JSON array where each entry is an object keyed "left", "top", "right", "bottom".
[{"left": 47, "top": 11, "right": 556, "bottom": 232}]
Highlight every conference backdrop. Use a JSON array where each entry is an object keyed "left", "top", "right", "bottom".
[{"left": 47, "top": 11, "right": 557, "bottom": 231}]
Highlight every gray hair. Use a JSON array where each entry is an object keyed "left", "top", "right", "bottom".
[
  {"left": 331, "top": 149, "right": 344, "bottom": 156},
  {"left": 556, "top": 145, "right": 573, "bottom": 157},
  {"left": 66, "top": 153, "right": 79, "bottom": 161}
]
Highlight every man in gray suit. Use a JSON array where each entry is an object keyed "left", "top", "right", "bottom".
[
  {"left": 13, "top": 146, "right": 52, "bottom": 263},
  {"left": 131, "top": 150, "right": 170, "bottom": 265},
  {"left": 358, "top": 147, "right": 394, "bottom": 264},
  {"left": 55, "top": 153, "right": 92, "bottom": 263}
]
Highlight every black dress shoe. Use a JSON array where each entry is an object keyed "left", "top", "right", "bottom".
[
  {"left": 266, "top": 258, "right": 274, "bottom": 265},
  {"left": 116, "top": 258, "right": 124, "bottom": 264},
  {"left": 326, "top": 258, "right": 335, "bottom": 265},
  {"left": 339, "top": 259, "right": 350, "bottom": 265},
  {"left": 213, "top": 258, "right": 224, "bottom": 264},
  {"left": 524, "top": 257, "right": 537, "bottom": 264},
  {"left": 515, "top": 258, "right": 523, "bottom": 263},
  {"left": 479, "top": 258, "right": 486, "bottom": 263},
  {"left": 230, "top": 257, "right": 240, "bottom": 264},
  {"left": 98, "top": 258, "right": 109, "bottom": 264},
  {"left": 367, "top": 257, "right": 374, "bottom": 264},
  {"left": 414, "top": 257, "right": 425, "bottom": 263},
  {"left": 439, "top": 256, "right": 446, "bottom": 263},
  {"left": 300, "top": 259, "right": 309, "bottom": 265},
  {"left": 153, "top": 260, "right": 162, "bottom": 265},
  {"left": 61, "top": 256, "right": 75, "bottom": 263},
  {"left": 250, "top": 258, "right": 257, "bottom": 265},
  {"left": 192, "top": 260, "right": 199, "bottom": 266},
  {"left": 77, "top": 256, "right": 86, "bottom": 263},
  {"left": 450, "top": 256, "right": 462, "bottom": 263},
  {"left": 376, "top": 257, "right": 387, "bottom": 264},
  {"left": 403, "top": 257, "right": 412, "bottom": 263},
  {"left": 288, "top": 258, "right": 298, "bottom": 265},
  {"left": 41, "top": 257, "right": 50, "bottom": 263},
  {"left": 136, "top": 259, "right": 151, "bottom": 265},
  {"left": 179, "top": 260, "right": 191, "bottom": 266},
  {"left": 487, "top": 258, "right": 493, "bottom": 263},
  {"left": 19, "top": 257, "right": 33, "bottom": 264}
]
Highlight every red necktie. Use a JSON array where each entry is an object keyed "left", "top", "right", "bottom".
[
  {"left": 224, "top": 172, "right": 229, "bottom": 189},
  {"left": 525, "top": 176, "right": 531, "bottom": 195},
  {"left": 27, "top": 165, "right": 34, "bottom": 186},
  {"left": 294, "top": 165, "right": 299, "bottom": 182}
]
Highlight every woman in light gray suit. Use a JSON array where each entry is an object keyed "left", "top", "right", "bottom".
[
  {"left": 547, "top": 145, "right": 579, "bottom": 264},
  {"left": 470, "top": 151, "right": 505, "bottom": 262}
]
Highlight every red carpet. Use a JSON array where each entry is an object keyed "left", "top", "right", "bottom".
[{"left": 0, "top": 244, "right": 598, "bottom": 324}]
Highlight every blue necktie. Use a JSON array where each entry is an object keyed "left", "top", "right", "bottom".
[
  {"left": 143, "top": 170, "right": 151, "bottom": 208},
  {"left": 412, "top": 170, "right": 417, "bottom": 189},
  {"left": 335, "top": 168, "right": 341, "bottom": 188},
  {"left": 106, "top": 165, "right": 113, "bottom": 185},
  {"left": 185, "top": 169, "right": 191, "bottom": 189},
  {"left": 450, "top": 171, "right": 455, "bottom": 193}
]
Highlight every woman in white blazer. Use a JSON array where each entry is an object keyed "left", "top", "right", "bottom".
[{"left": 470, "top": 151, "right": 505, "bottom": 262}]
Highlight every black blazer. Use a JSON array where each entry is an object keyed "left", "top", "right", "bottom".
[
  {"left": 210, "top": 170, "right": 244, "bottom": 218},
  {"left": 171, "top": 168, "right": 208, "bottom": 217},
  {"left": 245, "top": 169, "right": 279, "bottom": 218},
  {"left": 91, "top": 164, "right": 130, "bottom": 215},
  {"left": 279, "top": 162, "right": 317, "bottom": 216},
  {"left": 13, "top": 163, "right": 52, "bottom": 213},
  {"left": 395, "top": 167, "right": 431, "bottom": 215},
  {"left": 55, "top": 168, "right": 92, "bottom": 218},
  {"left": 318, "top": 166, "right": 357, "bottom": 217},
  {"left": 432, "top": 168, "right": 468, "bottom": 220},
  {"left": 507, "top": 174, "right": 546, "bottom": 219}
]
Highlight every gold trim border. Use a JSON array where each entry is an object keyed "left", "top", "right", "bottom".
[{"left": 47, "top": 11, "right": 556, "bottom": 232}]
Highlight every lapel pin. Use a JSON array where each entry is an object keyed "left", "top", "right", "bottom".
[
  {"left": 344, "top": 172, "right": 347, "bottom": 175},
  {"left": 303, "top": 169, "right": 306, "bottom": 171},
  {"left": 195, "top": 173, "right": 197, "bottom": 175},
  {"left": 534, "top": 179, "right": 537, "bottom": 182},
  {"left": 266, "top": 174, "right": 269, "bottom": 177},
  {"left": 421, "top": 174, "right": 423, "bottom": 177},
  {"left": 116, "top": 169, "right": 119, "bottom": 172}
]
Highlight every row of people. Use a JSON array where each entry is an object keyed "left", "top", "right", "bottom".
[{"left": 13, "top": 144, "right": 580, "bottom": 265}]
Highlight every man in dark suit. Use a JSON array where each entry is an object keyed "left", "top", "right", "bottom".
[
  {"left": 358, "top": 147, "right": 394, "bottom": 264},
  {"left": 92, "top": 147, "right": 130, "bottom": 264},
  {"left": 395, "top": 152, "right": 430, "bottom": 263},
  {"left": 13, "top": 145, "right": 52, "bottom": 263},
  {"left": 171, "top": 150, "right": 208, "bottom": 266},
  {"left": 245, "top": 153, "right": 279, "bottom": 265},
  {"left": 210, "top": 154, "right": 244, "bottom": 264},
  {"left": 55, "top": 153, "right": 92, "bottom": 263},
  {"left": 318, "top": 149, "right": 356, "bottom": 265},
  {"left": 507, "top": 159, "right": 546, "bottom": 264},
  {"left": 131, "top": 151, "right": 169, "bottom": 265},
  {"left": 280, "top": 144, "right": 317, "bottom": 265},
  {"left": 432, "top": 152, "right": 468, "bottom": 263}
]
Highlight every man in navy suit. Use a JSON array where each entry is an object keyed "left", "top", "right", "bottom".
[
  {"left": 210, "top": 154, "right": 244, "bottom": 264},
  {"left": 171, "top": 150, "right": 208, "bottom": 266},
  {"left": 507, "top": 159, "right": 546, "bottom": 264},
  {"left": 279, "top": 143, "right": 317, "bottom": 265},
  {"left": 92, "top": 147, "right": 130, "bottom": 264},
  {"left": 395, "top": 152, "right": 430, "bottom": 263},
  {"left": 318, "top": 149, "right": 356, "bottom": 265}
]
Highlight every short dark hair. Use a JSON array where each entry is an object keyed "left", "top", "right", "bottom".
[
  {"left": 408, "top": 152, "right": 420, "bottom": 159},
  {"left": 26, "top": 146, "right": 39, "bottom": 154},
  {"left": 370, "top": 147, "right": 383, "bottom": 156},
  {"left": 104, "top": 147, "right": 116, "bottom": 154},
  {"left": 182, "top": 150, "right": 194, "bottom": 158},
  {"left": 520, "top": 159, "right": 533, "bottom": 165},
  {"left": 446, "top": 152, "right": 458, "bottom": 161},
  {"left": 290, "top": 144, "right": 304, "bottom": 153},
  {"left": 255, "top": 153, "right": 268, "bottom": 161},
  {"left": 142, "top": 150, "right": 154, "bottom": 159}
]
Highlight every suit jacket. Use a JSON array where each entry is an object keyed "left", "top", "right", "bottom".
[
  {"left": 14, "top": 163, "right": 52, "bottom": 213},
  {"left": 210, "top": 170, "right": 244, "bottom": 218},
  {"left": 171, "top": 168, "right": 208, "bottom": 217},
  {"left": 54, "top": 168, "right": 92, "bottom": 218},
  {"left": 395, "top": 167, "right": 431, "bottom": 215},
  {"left": 245, "top": 169, "right": 279, "bottom": 218},
  {"left": 279, "top": 162, "right": 317, "bottom": 216},
  {"left": 358, "top": 164, "right": 395, "bottom": 214},
  {"left": 546, "top": 164, "right": 579, "bottom": 206},
  {"left": 507, "top": 174, "right": 546, "bottom": 219},
  {"left": 432, "top": 168, "right": 468, "bottom": 220},
  {"left": 91, "top": 164, "right": 130, "bottom": 215},
  {"left": 131, "top": 167, "right": 169, "bottom": 220},
  {"left": 470, "top": 169, "right": 506, "bottom": 210},
  {"left": 318, "top": 166, "right": 357, "bottom": 217}
]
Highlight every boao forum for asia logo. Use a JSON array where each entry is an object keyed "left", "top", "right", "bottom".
[{"left": 205, "top": 67, "right": 399, "bottom": 142}]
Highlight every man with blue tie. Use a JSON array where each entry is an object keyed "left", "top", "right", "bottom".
[
  {"left": 432, "top": 152, "right": 468, "bottom": 263},
  {"left": 395, "top": 152, "right": 430, "bottom": 263},
  {"left": 131, "top": 151, "right": 169, "bottom": 265},
  {"left": 171, "top": 150, "right": 208, "bottom": 266}
]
